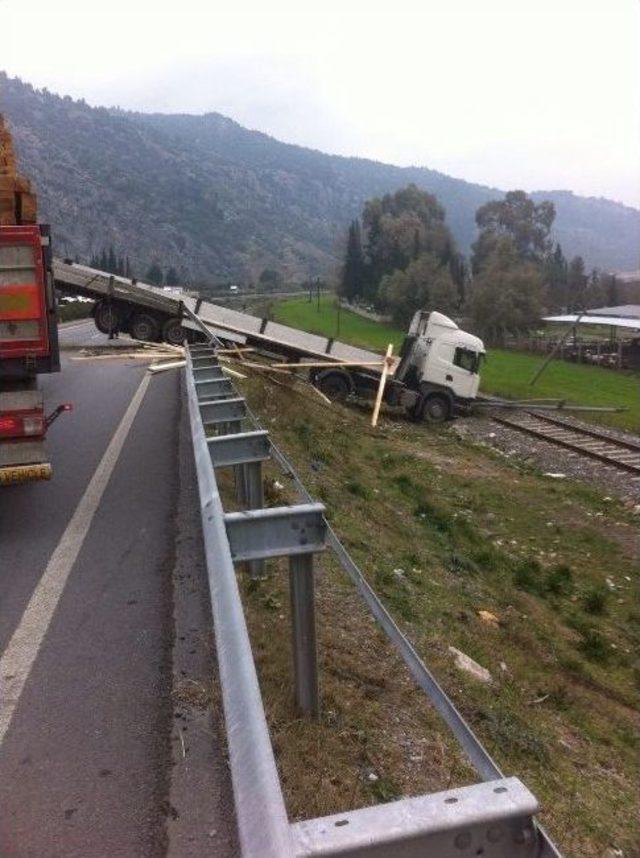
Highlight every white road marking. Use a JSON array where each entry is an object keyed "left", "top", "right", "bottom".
[{"left": 0, "top": 372, "right": 152, "bottom": 745}]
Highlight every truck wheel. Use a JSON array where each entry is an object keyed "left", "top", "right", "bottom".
[
  {"left": 94, "top": 300, "right": 121, "bottom": 335},
  {"left": 316, "top": 371, "right": 350, "bottom": 402},
  {"left": 421, "top": 394, "right": 450, "bottom": 424},
  {"left": 130, "top": 312, "right": 161, "bottom": 342},
  {"left": 162, "top": 317, "right": 186, "bottom": 346}
]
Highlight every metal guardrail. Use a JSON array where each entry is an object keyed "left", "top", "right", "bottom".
[{"left": 184, "top": 339, "right": 562, "bottom": 858}]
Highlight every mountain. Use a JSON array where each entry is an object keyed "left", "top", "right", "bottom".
[{"left": 1, "top": 73, "right": 638, "bottom": 285}]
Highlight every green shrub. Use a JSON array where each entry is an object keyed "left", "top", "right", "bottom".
[
  {"left": 470, "top": 547, "right": 501, "bottom": 572},
  {"left": 578, "top": 628, "right": 609, "bottom": 662},
  {"left": 583, "top": 585, "right": 609, "bottom": 615},
  {"left": 345, "top": 479, "right": 371, "bottom": 500},
  {"left": 545, "top": 564, "right": 574, "bottom": 596},
  {"left": 448, "top": 551, "right": 480, "bottom": 576},
  {"left": 513, "top": 557, "right": 544, "bottom": 593},
  {"left": 393, "top": 473, "right": 415, "bottom": 496},
  {"left": 413, "top": 500, "right": 453, "bottom": 534}
]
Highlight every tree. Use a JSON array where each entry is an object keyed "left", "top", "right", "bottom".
[
  {"left": 604, "top": 273, "right": 619, "bottom": 307},
  {"left": 566, "top": 256, "right": 587, "bottom": 309},
  {"left": 258, "top": 268, "right": 282, "bottom": 290},
  {"left": 472, "top": 190, "right": 555, "bottom": 273},
  {"left": 347, "top": 184, "right": 458, "bottom": 312},
  {"left": 166, "top": 266, "right": 179, "bottom": 287},
  {"left": 107, "top": 245, "right": 117, "bottom": 274},
  {"left": 544, "top": 243, "right": 568, "bottom": 311},
  {"left": 379, "top": 252, "right": 457, "bottom": 326},
  {"left": 469, "top": 237, "right": 544, "bottom": 345},
  {"left": 339, "top": 219, "right": 365, "bottom": 301},
  {"left": 146, "top": 262, "right": 164, "bottom": 286},
  {"left": 581, "top": 269, "right": 605, "bottom": 310}
]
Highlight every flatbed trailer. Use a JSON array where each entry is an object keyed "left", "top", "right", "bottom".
[
  {"left": 53, "top": 258, "right": 388, "bottom": 367},
  {"left": 53, "top": 258, "right": 185, "bottom": 344}
]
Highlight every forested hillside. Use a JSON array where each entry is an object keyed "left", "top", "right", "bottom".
[{"left": 1, "top": 72, "right": 637, "bottom": 286}]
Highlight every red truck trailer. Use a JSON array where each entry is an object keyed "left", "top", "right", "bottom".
[{"left": 0, "top": 223, "right": 67, "bottom": 485}]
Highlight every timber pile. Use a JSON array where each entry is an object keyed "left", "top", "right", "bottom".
[{"left": 0, "top": 114, "right": 37, "bottom": 226}]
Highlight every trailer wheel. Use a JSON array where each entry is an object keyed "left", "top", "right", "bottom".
[
  {"left": 162, "top": 317, "right": 186, "bottom": 346},
  {"left": 94, "top": 300, "right": 121, "bottom": 335},
  {"left": 421, "top": 393, "right": 450, "bottom": 424},
  {"left": 130, "top": 312, "right": 161, "bottom": 342},
  {"left": 315, "top": 371, "right": 350, "bottom": 402}
]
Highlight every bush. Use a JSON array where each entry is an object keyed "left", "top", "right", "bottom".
[
  {"left": 345, "top": 479, "right": 371, "bottom": 500},
  {"left": 413, "top": 500, "right": 453, "bottom": 535},
  {"left": 448, "top": 551, "right": 480, "bottom": 576},
  {"left": 513, "top": 557, "right": 544, "bottom": 593},
  {"left": 545, "top": 564, "right": 573, "bottom": 596},
  {"left": 578, "top": 628, "right": 609, "bottom": 662},
  {"left": 583, "top": 585, "right": 609, "bottom": 615},
  {"left": 57, "top": 300, "right": 93, "bottom": 322}
]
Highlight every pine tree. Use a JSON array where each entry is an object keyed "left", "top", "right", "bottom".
[
  {"left": 99, "top": 249, "right": 108, "bottom": 271},
  {"left": 125, "top": 257, "right": 132, "bottom": 279},
  {"left": 545, "top": 243, "right": 568, "bottom": 310},
  {"left": 166, "top": 266, "right": 179, "bottom": 287},
  {"left": 339, "top": 219, "right": 365, "bottom": 301},
  {"left": 146, "top": 262, "right": 163, "bottom": 286},
  {"left": 605, "top": 274, "right": 619, "bottom": 306},
  {"left": 567, "top": 256, "right": 587, "bottom": 310},
  {"left": 107, "top": 245, "right": 117, "bottom": 274}
]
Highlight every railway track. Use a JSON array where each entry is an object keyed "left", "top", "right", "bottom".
[{"left": 492, "top": 411, "right": 640, "bottom": 475}]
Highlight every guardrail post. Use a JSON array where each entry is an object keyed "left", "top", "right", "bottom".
[
  {"left": 226, "top": 419, "right": 248, "bottom": 505},
  {"left": 289, "top": 554, "right": 319, "bottom": 717},
  {"left": 245, "top": 461, "right": 264, "bottom": 578}
]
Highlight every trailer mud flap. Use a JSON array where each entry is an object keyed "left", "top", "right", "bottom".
[{"left": 0, "top": 462, "right": 52, "bottom": 485}]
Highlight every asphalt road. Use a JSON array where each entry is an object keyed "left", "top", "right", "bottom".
[
  {"left": 0, "top": 343, "right": 236, "bottom": 856},
  {"left": 57, "top": 317, "right": 132, "bottom": 349}
]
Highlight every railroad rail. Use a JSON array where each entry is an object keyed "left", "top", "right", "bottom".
[{"left": 493, "top": 412, "right": 640, "bottom": 474}]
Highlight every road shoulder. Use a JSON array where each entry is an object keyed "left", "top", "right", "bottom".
[{"left": 167, "top": 374, "right": 237, "bottom": 857}]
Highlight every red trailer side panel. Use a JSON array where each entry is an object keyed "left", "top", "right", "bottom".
[{"left": 0, "top": 225, "right": 49, "bottom": 358}]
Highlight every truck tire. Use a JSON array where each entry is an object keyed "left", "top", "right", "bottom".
[
  {"left": 421, "top": 393, "right": 451, "bottom": 424},
  {"left": 162, "top": 317, "right": 186, "bottom": 346},
  {"left": 130, "top": 311, "right": 161, "bottom": 342},
  {"left": 93, "top": 299, "right": 121, "bottom": 335},
  {"left": 315, "top": 371, "right": 351, "bottom": 402}
]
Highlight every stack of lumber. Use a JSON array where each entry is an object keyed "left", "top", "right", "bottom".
[{"left": 0, "top": 114, "right": 37, "bottom": 226}]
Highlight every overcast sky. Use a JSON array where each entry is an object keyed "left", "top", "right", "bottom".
[{"left": 3, "top": 0, "right": 639, "bottom": 207}]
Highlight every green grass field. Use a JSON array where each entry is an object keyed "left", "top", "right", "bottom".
[{"left": 272, "top": 296, "right": 639, "bottom": 433}]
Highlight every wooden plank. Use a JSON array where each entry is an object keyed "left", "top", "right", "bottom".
[
  {"left": 269, "top": 359, "right": 385, "bottom": 370},
  {"left": 371, "top": 344, "right": 394, "bottom": 428}
]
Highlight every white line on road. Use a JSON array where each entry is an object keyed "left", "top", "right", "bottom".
[{"left": 0, "top": 372, "right": 152, "bottom": 745}]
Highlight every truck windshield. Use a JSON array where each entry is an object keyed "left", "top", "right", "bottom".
[{"left": 453, "top": 347, "right": 481, "bottom": 373}]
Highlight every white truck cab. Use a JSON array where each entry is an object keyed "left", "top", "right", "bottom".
[{"left": 395, "top": 311, "right": 485, "bottom": 421}]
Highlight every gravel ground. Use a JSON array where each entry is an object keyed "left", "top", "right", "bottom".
[{"left": 453, "top": 412, "right": 640, "bottom": 506}]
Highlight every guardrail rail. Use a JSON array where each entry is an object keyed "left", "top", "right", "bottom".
[{"left": 185, "top": 337, "right": 562, "bottom": 858}]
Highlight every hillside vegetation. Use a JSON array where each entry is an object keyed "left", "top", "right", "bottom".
[
  {"left": 1, "top": 72, "right": 638, "bottom": 285},
  {"left": 272, "top": 296, "right": 639, "bottom": 432}
]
